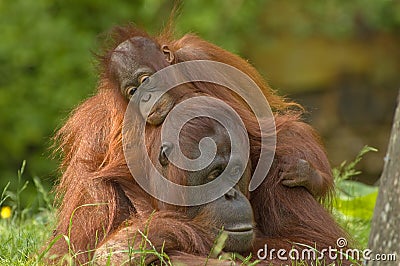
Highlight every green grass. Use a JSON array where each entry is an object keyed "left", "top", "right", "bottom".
[
  {"left": 0, "top": 211, "right": 53, "bottom": 265},
  {"left": 0, "top": 147, "right": 378, "bottom": 265},
  {"left": 332, "top": 146, "right": 378, "bottom": 249},
  {"left": 0, "top": 161, "right": 55, "bottom": 266}
]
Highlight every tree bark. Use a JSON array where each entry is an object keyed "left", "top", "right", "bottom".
[{"left": 368, "top": 90, "right": 400, "bottom": 265}]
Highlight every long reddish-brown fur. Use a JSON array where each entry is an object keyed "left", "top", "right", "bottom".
[{"left": 47, "top": 24, "right": 352, "bottom": 265}]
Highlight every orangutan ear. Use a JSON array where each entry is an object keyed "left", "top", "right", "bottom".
[
  {"left": 162, "top": 45, "right": 174, "bottom": 63},
  {"left": 280, "top": 159, "right": 325, "bottom": 198}
]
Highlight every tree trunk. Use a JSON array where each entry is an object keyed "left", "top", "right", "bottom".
[{"left": 368, "top": 90, "right": 400, "bottom": 265}]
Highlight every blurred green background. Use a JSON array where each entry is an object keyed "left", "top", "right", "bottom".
[{"left": 1, "top": 0, "right": 399, "bottom": 206}]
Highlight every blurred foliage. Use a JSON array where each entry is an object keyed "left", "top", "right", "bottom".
[{"left": 0, "top": 0, "right": 399, "bottom": 205}]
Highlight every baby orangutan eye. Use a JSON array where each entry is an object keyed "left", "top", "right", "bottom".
[
  {"left": 139, "top": 74, "right": 150, "bottom": 85},
  {"left": 125, "top": 86, "right": 137, "bottom": 99},
  {"left": 124, "top": 74, "right": 150, "bottom": 99}
]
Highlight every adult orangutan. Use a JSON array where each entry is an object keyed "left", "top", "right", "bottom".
[{"left": 47, "top": 25, "right": 353, "bottom": 265}]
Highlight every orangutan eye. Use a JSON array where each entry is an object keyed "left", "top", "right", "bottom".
[
  {"left": 139, "top": 74, "right": 150, "bottom": 85},
  {"left": 125, "top": 86, "right": 137, "bottom": 98}
]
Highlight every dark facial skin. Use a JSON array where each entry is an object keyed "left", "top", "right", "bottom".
[
  {"left": 110, "top": 36, "right": 175, "bottom": 125},
  {"left": 158, "top": 118, "right": 254, "bottom": 253}
]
